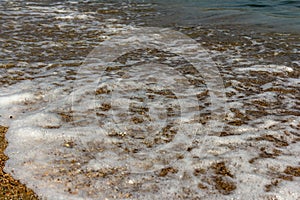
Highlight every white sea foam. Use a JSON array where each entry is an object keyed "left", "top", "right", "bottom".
[
  {"left": 3, "top": 37, "right": 299, "bottom": 200},
  {"left": 235, "top": 64, "right": 293, "bottom": 73},
  {"left": 55, "top": 14, "right": 94, "bottom": 20},
  {"left": 0, "top": 92, "right": 33, "bottom": 106}
]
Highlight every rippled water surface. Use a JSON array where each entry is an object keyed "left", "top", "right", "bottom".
[
  {"left": 0, "top": 1, "right": 299, "bottom": 200},
  {"left": 143, "top": 0, "right": 300, "bottom": 32}
]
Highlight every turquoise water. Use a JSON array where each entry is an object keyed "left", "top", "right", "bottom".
[{"left": 133, "top": 0, "right": 300, "bottom": 32}]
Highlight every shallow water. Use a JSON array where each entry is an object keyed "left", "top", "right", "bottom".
[{"left": 0, "top": 1, "right": 300, "bottom": 200}]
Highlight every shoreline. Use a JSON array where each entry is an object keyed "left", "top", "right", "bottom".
[{"left": 0, "top": 125, "right": 38, "bottom": 200}]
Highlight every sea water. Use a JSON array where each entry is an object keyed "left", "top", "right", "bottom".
[
  {"left": 0, "top": 0, "right": 299, "bottom": 199},
  {"left": 143, "top": 0, "right": 300, "bottom": 32}
]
